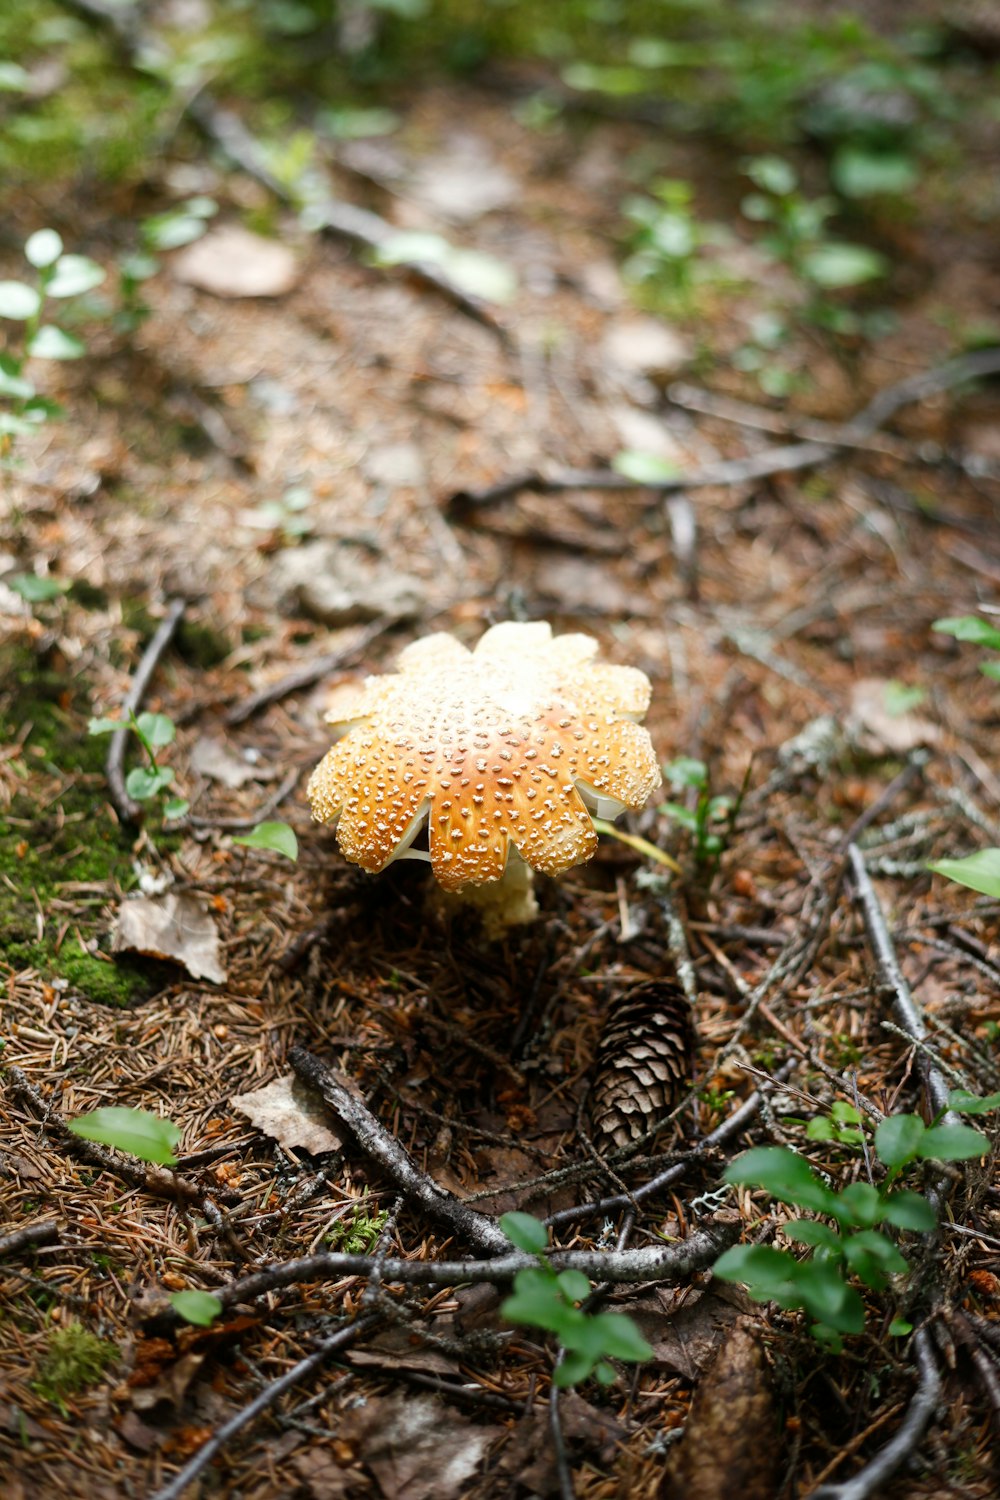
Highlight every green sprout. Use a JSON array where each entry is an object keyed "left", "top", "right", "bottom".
[{"left": 88, "top": 709, "right": 188, "bottom": 820}]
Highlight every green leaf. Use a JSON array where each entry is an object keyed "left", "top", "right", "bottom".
[
  {"left": 806, "top": 1117, "right": 835, "bottom": 1142},
  {"left": 67, "top": 1106, "right": 181, "bottom": 1165},
  {"left": 880, "top": 1190, "right": 936, "bottom": 1232},
  {"left": 500, "top": 1211, "right": 549, "bottom": 1256},
  {"left": 723, "top": 1146, "right": 837, "bottom": 1214},
  {"left": 88, "top": 716, "right": 123, "bottom": 736},
  {"left": 552, "top": 1349, "right": 598, "bottom": 1387},
  {"left": 980, "top": 661, "right": 1000, "bottom": 681},
  {"left": 8, "top": 573, "right": 69, "bottom": 603},
  {"left": 933, "top": 615, "right": 1000, "bottom": 651},
  {"left": 713, "top": 1244, "right": 803, "bottom": 1304},
  {"left": 662, "top": 757, "right": 707, "bottom": 790},
  {"left": 874, "top": 1114, "right": 925, "bottom": 1170},
  {"left": 586, "top": 1311, "right": 653, "bottom": 1363},
  {"left": 882, "top": 680, "right": 926, "bottom": 717},
  {"left": 169, "top": 1290, "right": 223, "bottom": 1327},
  {"left": 795, "top": 1261, "right": 865, "bottom": 1333},
  {"left": 611, "top": 450, "right": 682, "bottom": 484},
  {"left": 832, "top": 148, "right": 918, "bottom": 199},
  {"left": 801, "top": 243, "right": 886, "bottom": 289},
  {"left": 783, "top": 1219, "right": 841, "bottom": 1251},
  {"left": 947, "top": 1089, "right": 1000, "bottom": 1116},
  {"left": 0, "top": 280, "right": 42, "bottom": 320},
  {"left": 232, "top": 821, "right": 299, "bottom": 861},
  {"left": 889, "top": 1318, "right": 913, "bottom": 1336},
  {"left": 746, "top": 155, "right": 798, "bottom": 195},
  {"left": 830, "top": 1102, "right": 863, "bottom": 1125},
  {"left": 134, "top": 712, "right": 176, "bottom": 748},
  {"left": 446, "top": 249, "right": 517, "bottom": 305},
  {"left": 24, "top": 230, "right": 64, "bottom": 269},
  {"left": 126, "top": 765, "right": 174, "bottom": 800},
  {"left": 556, "top": 1269, "right": 592, "bottom": 1304},
  {"left": 501, "top": 1277, "right": 568, "bottom": 1335},
  {"left": 844, "top": 1230, "right": 908, "bottom": 1287},
  {"left": 0, "top": 62, "right": 30, "bottom": 91},
  {"left": 28, "top": 326, "right": 85, "bottom": 360},
  {"left": 0, "top": 366, "right": 35, "bottom": 399},
  {"left": 143, "top": 212, "right": 210, "bottom": 251},
  {"left": 917, "top": 1124, "right": 988, "bottom": 1162},
  {"left": 927, "top": 850, "right": 1000, "bottom": 900},
  {"left": 593, "top": 1360, "right": 617, "bottom": 1385},
  {"left": 164, "top": 797, "right": 190, "bottom": 820},
  {"left": 836, "top": 1182, "right": 881, "bottom": 1229},
  {"left": 46, "top": 254, "right": 106, "bottom": 298}
]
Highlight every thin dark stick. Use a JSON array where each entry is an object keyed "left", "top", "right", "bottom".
[
  {"left": 810, "top": 1326, "right": 940, "bottom": 1500},
  {"left": 105, "top": 598, "right": 185, "bottom": 823},
  {"left": 217, "top": 1221, "right": 737, "bottom": 1308},
  {"left": 0, "top": 1221, "right": 60, "bottom": 1258},
  {"left": 187, "top": 767, "right": 301, "bottom": 831},
  {"left": 548, "top": 1363, "right": 577, "bottom": 1500},
  {"left": 290, "top": 1047, "right": 510, "bottom": 1255},
  {"left": 847, "top": 845, "right": 955, "bottom": 1120},
  {"left": 149, "top": 1314, "right": 379, "bottom": 1500},
  {"left": 224, "top": 620, "right": 393, "bottom": 727},
  {"left": 448, "top": 347, "right": 1000, "bottom": 510}
]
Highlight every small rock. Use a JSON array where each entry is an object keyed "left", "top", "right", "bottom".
[{"left": 171, "top": 225, "right": 298, "bottom": 299}]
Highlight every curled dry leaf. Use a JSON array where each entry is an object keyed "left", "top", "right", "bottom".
[
  {"left": 660, "top": 1321, "right": 777, "bottom": 1500},
  {"left": 112, "top": 892, "right": 226, "bottom": 984},
  {"left": 337, "top": 1391, "right": 501, "bottom": 1500},
  {"left": 231, "top": 1073, "right": 344, "bottom": 1155}
]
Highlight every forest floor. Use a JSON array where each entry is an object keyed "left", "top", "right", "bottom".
[{"left": 2, "top": 8, "right": 1000, "bottom": 1498}]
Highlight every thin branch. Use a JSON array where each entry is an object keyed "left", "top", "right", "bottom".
[
  {"left": 187, "top": 766, "right": 301, "bottom": 831},
  {"left": 0, "top": 1220, "right": 60, "bottom": 1258},
  {"left": 224, "top": 619, "right": 394, "bottom": 727},
  {"left": 149, "top": 1314, "right": 380, "bottom": 1500},
  {"left": 105, "top": 598, "right": 185, "bottom": 823},
  {"left": 847, "top": 845, "right": 956, "bottom": 1120},
  {"left": 217, "top": 1220, "right": 737, "bottom": 1307},
  {"left": 809, "top": 1326, "right": 940, "bottom": 1500},
  {"left": 549, "top": 1362, "right": 577, "bottom": 1500},
  {"left": 289, "top": 1047, "right": 510, "bottom": 1255},
  {"left": 448, "top": 346, "right": 1000, "bottom": 510}
]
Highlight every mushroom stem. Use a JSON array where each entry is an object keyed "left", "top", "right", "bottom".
[{"left": 441, "top": 851, "right": 539, "bottom": 934}]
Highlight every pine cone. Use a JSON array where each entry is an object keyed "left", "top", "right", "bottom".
[{"left": 589, "top": 980, "right": 694, "bottom": 1150}]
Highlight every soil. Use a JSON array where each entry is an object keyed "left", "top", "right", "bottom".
[{"left": 2, "top": 15, "right": 1000, "bottom": 1500}]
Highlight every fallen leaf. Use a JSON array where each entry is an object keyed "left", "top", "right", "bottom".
[
  {"left": 291, "top": 1448, "right": 357, "bottom": 1499},
  {"left": 620, "top": 1285, "right": 748, "bottom": 1379},
  {"left": 339, "top": 1392, "right": 501, "bottom": 1500},
  {"left": 130, "top": 1351, "right": 205, "bottom": 1413},
  {"left": 232, "top": 1073, "right": 344, "bottom": 1155},
  {"left": 190, "top": 736, "right": 260, "bottom": 788},
  {"left": 113, "top": 893, "right": 227, "bottom": 984},
  {"left": 603, "top": 316, "right": 690, "bottom": 380},
  {"left": 407, "top": 138, "right": 517, "bottom": 223},
  {"left": 171, "top": 225, "right": 298, "bottom": 298},
  {"left": 660, "top": 1321, "right": 777, "bottom": 1500},
  {"left": 347, "top": 1327, "right": 458, "bottom": 1377},
  {"left": 847, "top": 678, "right": 941, "bottom": 756}
]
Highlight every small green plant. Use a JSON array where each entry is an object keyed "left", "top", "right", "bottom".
[
  {"left": 169, "top": 1290, "right": 223, "bottom": 1327},
  {"left": 621, "top": 178, "right": 725, "bottom": 311},
  {"left": 0, "top": 228, "right": 106, "bottom": 457},
  {"left": 928, "top": 848, "right": 1000, "bottom": 900},
  {"left": 499, "top": 1212, "right": 652, "bottom": 1387},
  {"left": 933, "top": 615, "right": 1000, "bottom": 682},
  {"left": 88, "top": 710, "right": 189, "bottom": 820},
  {"left": 117, "top": 197, "right": 218, "bottom": 331},
  {"left": 327, "top": 1195, "right": 389, "bottom": 1255},
  {"left": 659, "top": 757, "right": 735, "bottom": 867},
  {"left": 33, "top": 1321, "right": 118, "bottom": 1408},
  {"left": 251, "top": 484, "right": 314, "bottom": 545},
  {"left": 67, "top": 1106, "right": 182, "bottom": 1166},
  {"left": 715, "top": 1096, "right": 991, "bottom": 1349}
]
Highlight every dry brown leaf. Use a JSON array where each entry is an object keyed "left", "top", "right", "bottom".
[
  {"left": 231, "top": 1073, "right": 344, "bottom": 1155},
  {"left": 847, "top": 678, "right": 941, "bottom": 756},
  {"left": 290, "top": 1448, "right": 357, "bottom": 1499},
  {"left": 619, "top": 1285, "right": 748, "bottom": 1380},
  {"left": 190, "top": 735, "right": 259, "bottom": 788},
  {"left": 112, "top": 893, "right": 227, "bottom": 984},
  {"left": 130, "top": 1351, "right": 205, "bottom": 1414},
  {"left": 171, "top": 225, "right": 298, "bottom": 298},
  {"left": 660, "top": 1320, "right": 777, "bottom": 1500},
  {"left": 338, "top": 1392, "right": 501, "bottom": 1500}
]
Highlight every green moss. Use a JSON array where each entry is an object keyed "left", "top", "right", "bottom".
[
  {"left": 0, "top": 643, "right": 155, "bottom": 1007},
  {"left": 33, "top": 1321, "right": 118, "bottom": 1407}
]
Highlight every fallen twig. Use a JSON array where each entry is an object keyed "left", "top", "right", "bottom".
[
  {"left": 289, "top": 1047, "right": 510, "bottom": 1254},
  {"left": 0, "top": 1220, "right": 60, "bottom": 1258},
  {"left": 216, "top": 1219, "right": 737, "bottom": 1307},
  {"left": 448, "top": 346, "right": 1000, "bottom": 510},
  {"left": 224, "top": 619, "right": 393, "bottom": 727},
  {"left": 188, "top": 766, "right": 301, "bottom": 831},
  {"left": 149, "top": 1314, "right": 380, "bottom": 1500},
  {"left": 549, "top": 1361, "right": 577, "bottom": 1500},
  {"left": 105, "top": 598, "right": 185, "bottom": 824},
  {"left": 847, "top": 844, "right": 956, "bottom": 1120},
  {"left": 59, "top": 0, "right": 508, "bottom": 340},
  {"left": 809, "top": 1326, "right": 941, "bottom": 1500}
]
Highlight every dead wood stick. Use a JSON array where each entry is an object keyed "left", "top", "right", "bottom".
[
  {"left": 105, "top": 598, "right": 186, "bottom": 824},
  {"left": 289, "top": 1047, "right": 510, "bottom": 1255},
  {"left": 187, "top": 766, "right": 301, "bottom": 831},
  {"left": 224, "top": 619, "right": 393, "bottom": 727},
  {"left": 58, "top": 0, "right": 507, "bottom": 341},
  {"left": 149, "top": 1314, "right": 380, "bottom": 1500},
  {"left": 449, "top": 345, "right": 1000, "bottom": 510},
  {"left": 847, "top": 845, "right": 956, "bottom": 1120},
  {"left": 549, "top": 1362, "right": 577, "bottom": 1500},
  {"left": 809, "top": 1326, "right": 940, "bottom": 1500},
  {"left": 545, "top": 1060, "right": 793, "bottom": 1230},
  {"left": 0, "top": 1220, "right": 60, "bottom": 1258},
  {"left": 217, "top": 1219, "right": 737, "bottom": 1307}
]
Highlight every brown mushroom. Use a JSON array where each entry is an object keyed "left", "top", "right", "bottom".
[{"left": 307, "top": 621, "right": 661, "bottom": 922}]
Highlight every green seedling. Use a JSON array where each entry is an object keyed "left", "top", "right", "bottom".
[
  {"left": 88, "top": 710, "right": 188, "bottom": 820},
  {"left": 715, "top": 1093, "right": 991, "bottom": 1348},
  {"left": 117, "top": 197, "right": 217, "bottom": 331},
  {"left": 933, "top": 615, "right": 1000, "bottom": 682},
  {"left": 500, "top": 1212, "right": 652, "bottom": 1387},
  {"left": 169, "top": 1290, "right": 223, "bottom": 1327},
  {"left": 621, "top": 178, "right": 728, "bottom": 312},
  {"left": 659, "top": 757, "right": 735, "bottom": 867},
  {"left": 67, "top": 1106, "right": 182, "bottom": 1166},
  {"left": 232, "top": 821, "right": 298, "bottom": 861},
  {"left": 0, "top": 228, "right": 105, "bottom": 457}
]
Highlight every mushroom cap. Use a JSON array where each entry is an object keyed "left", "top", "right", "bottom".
[{"left": 307, "top": 621, "right": 661, "bottom": 892}]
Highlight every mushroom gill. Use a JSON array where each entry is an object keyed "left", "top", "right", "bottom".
[{"left": 307, "top": 621, "right": 662, "bottom": 897}]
